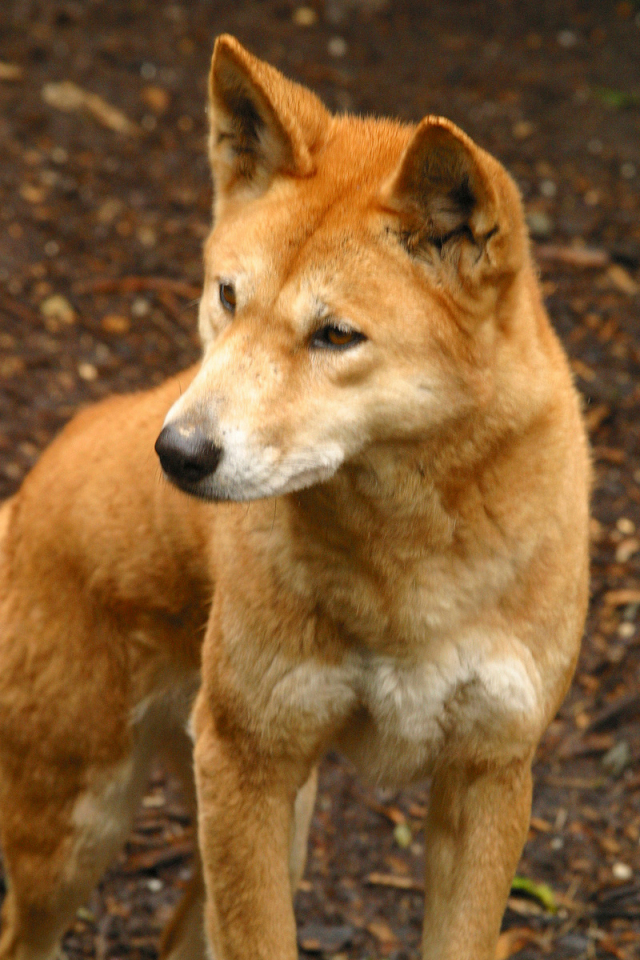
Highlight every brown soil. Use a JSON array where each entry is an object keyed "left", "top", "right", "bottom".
[{"left": 1, "top": 2, "right": 639, "bottom": 958}]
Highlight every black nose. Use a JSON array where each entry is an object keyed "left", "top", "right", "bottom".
[{"left": 155, "top": 424, "right": 222, "bottom": 486}]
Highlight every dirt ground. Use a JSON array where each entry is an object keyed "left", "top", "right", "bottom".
[{"left": 1, "top": 1, "right": 640, "bottom": 958}]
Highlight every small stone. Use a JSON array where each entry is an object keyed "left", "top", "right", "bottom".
[
  {"left": 557, "top": 29, "right": 578, "bottom": 48},
  {"left": 132, "top": 297, "right": 150, "bottom": 317},
  {"left": 526, "top": 211, "right": 554, "bottom": 240},
  {"left": 616, "top": 517, "right": 635, "bottom": 534},
  {"left": 140, "top": 62, "right": 157, "bottom": 80},
  {"left": 147, "top": 877, "right": 163, "bottom": 891},
  {"left": 602, "top": 740, "right": 631, "bottom": 777},
  {"left": 40, "top": 294, "right": 76, "bottom": 325},
  {"left": 539, "top": 179, "right": 557, "bottom": 199},
  {"left": 621, "top": 161, "right": 636, "bottom": 180},
  {"left": 393, "top": 822, "right": 412, "bottom": 848},
  {"left": 550, "top": 837, "right": 563, "bottom": 850},
  {"left": 141, "top": 85, "right": 170, "bottom": 113},
  {"left": 512, "top": 120, "right": 535, "bottom": 139},
  {"left": 77, "top": 362, "right": 98, "bottom": 381},
  {"left": 612, "top": 862, "right": 633, "bottom": 881},
  {"left": 328, "top": 36, "right": 348, "bottom": 57},
  {"left": 137, "top": 226, "right": 157, "bottom": 247},
  {"left": 584, "top": 189, "right": 599, "bottom": 206},
  {"left": 51, "top": 146, "right": 68, "bottom": 164},
  {"left": 292, "top": 6, "right": 318, "bottom": 26},
  {"left": 618, "top": 622, "right": 635, "bottom": 639},
  {"left": 44, "top": 241, "right": 60, "bottom": 257},
  {"left": 41, "top": 80, "right": 85, "bottom": 111},
  {"left": 97, "top": 198, "right": 124, "bottom": 223}
]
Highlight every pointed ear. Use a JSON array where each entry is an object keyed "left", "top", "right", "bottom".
[
  {"left": 382, "top": 116, "right": 525, "bottom": 282},
  {"left": 209, "top": 36, "right": 330, "bottom": 207}
]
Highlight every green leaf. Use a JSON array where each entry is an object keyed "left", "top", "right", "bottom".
[
  {"left": 511, "top": 875, "right": 557, "bottom": 913},
  {"left": 593, "top": 87, "right": 640, "bottom": 109}
]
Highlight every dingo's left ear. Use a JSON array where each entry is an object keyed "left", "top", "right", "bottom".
[
  {"left": 209, "top": 36, "right": 330, "bottom": 209},
  {"left": 383, "top": 116, "right": 525, "bottom": 283}
]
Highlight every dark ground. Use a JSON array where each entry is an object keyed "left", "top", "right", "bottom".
[{"left": 1, "top": 1, "right": 640, "bottom": 958}]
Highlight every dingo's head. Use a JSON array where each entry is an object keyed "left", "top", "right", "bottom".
[{"left": 156, "top": 35, "right": 527, "bottom": 501}]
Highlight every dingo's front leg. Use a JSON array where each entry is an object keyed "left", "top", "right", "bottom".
[
  {"left": 421, "top": 757, "right": 533, "bottom": 960},
  {"left": 193, "top": 693, "right": 309, "bottom": 960}
]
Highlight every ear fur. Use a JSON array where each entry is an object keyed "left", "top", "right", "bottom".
[
  {"left": 209, "top": 36, "right": 330, "bottom": 204},
  {"left": 383, "top": 116, "right": 524, "bottom": 281}
]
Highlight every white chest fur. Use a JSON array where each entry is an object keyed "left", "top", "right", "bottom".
[{"left": 337, "top": 634, "right": 544, "bottom": 784}]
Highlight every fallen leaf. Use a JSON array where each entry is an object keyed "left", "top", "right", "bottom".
[
  {"left": 615, "top": 537, "right": 640, "bottom": 563},
  {"left": 42, "top": 81, "right": 139, "bottom": 135},
  {"left": 297, "top": 923, "right": 353, "bottom": 953},
  {"left": 123, "top": 839, "right": 192, "bottom": 873},
  {"left": 530, "top": 816, "right": 552, "bottom": 833},
  {"left": 536, "top": 244, "right": 610, "bottom": 268},
  {"left": 101, "top": 314, "right": 131, "bottom": 334},
  {"left": 604, "top": 589, "right": 640, "bottom": 607},
  {"left": 0, "top": 62, "right": 23, "bottom": 81},
  {"left": 592, "top": 446, "right": 625, "bottom": 464},
  {"left": 571, "top": 358, "right": 598, "bottom": 382},
  {"left": 506, "top": 896, "right": 544, "bottom": 917},
  {"left": 365, "top": 871, "right": 424, "bottom": 891},
  {"left": 20, "top": 183, "right": 48, "bottom": 204},
  {"left": 584, "top": 403, "right": 611, "bottom": 432},
  {"left": 606, "top": 264, "right": 639, "bottom": 295},
  {"left": 495, "top": 927, "right": 543, "bottom": 959},
  {"left": 367, "top": 919, "right": 398, "bottom": 945}
]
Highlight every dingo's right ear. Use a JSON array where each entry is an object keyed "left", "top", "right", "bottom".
[
  {"left": 209, "top": 36, "right": 330, "bottom": 211},
  {"left": 382, "top": 116, "right": 525, "bottom": 289}
]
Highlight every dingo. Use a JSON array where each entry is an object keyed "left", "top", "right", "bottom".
[{"left": 0, "top": 36, "right": 589, "bottom": 960}]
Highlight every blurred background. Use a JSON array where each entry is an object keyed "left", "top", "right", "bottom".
[{"left": 1, "top": 2, "right": 639, "bottom": 958}]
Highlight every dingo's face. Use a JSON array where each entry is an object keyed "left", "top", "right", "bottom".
[{"left": 156, "top": 37, "right": 526, "bottom": 501}]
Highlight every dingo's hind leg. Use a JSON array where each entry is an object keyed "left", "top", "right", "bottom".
[{"left": 0, "top": 752, "right": 150, "bottom": 960}]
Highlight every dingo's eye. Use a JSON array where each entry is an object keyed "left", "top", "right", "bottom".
[
  {"left": 311, "top": 325, "right": 365, "bottom": 350},
  {"left": 219, "top": 282, "right": 236, "bottom": 313}
]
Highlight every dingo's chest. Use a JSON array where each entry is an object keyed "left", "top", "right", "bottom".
[
  {"left": 243, "top": 630, "right": 543, "bottom": 785},
  {"left": 334, "top": 639, "right": 543, "bottom": 783}
]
